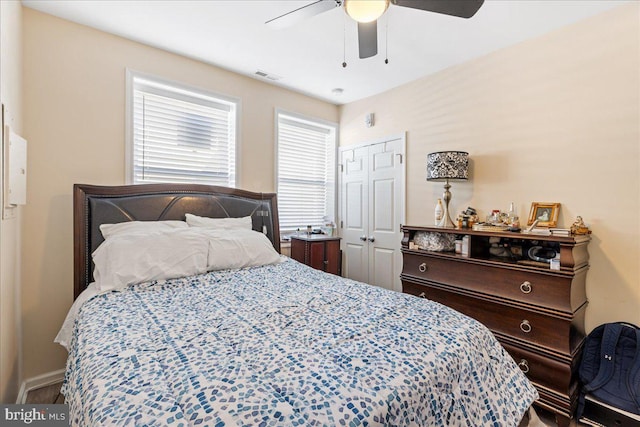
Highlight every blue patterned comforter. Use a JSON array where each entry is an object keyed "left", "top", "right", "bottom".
[{"left": 63, "top": 259, "right": 537, "bottom": 426}]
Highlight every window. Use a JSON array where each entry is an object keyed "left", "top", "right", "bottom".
[
  {"left": 127, "top": 71, "right": 238, "bottom": 186},
  {"left": 276, "top": 111, "right": 337, "bottom": 232}
]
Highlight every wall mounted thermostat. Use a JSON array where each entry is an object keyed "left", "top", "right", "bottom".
[{"left": 365, "top": 113, "right": 374, "bottom": 128}]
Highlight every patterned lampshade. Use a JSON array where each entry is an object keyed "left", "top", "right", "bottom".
[{"left": 426, "top": 151, "right": 469, "bottom": 181}]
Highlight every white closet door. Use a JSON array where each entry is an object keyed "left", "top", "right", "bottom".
[
  {"left": 340, "top": 146, "right": 369, "bottom": 284},
  {"left": 339, "top": 135, "right": 405, "bottom": 291},
  {"left": 368, "top": 138, "right": 404, "bottom": 291}
]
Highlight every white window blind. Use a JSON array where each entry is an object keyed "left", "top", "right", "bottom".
[
  {"left": 276, "top": 113, "right": 337, "bottom": 231},
  {"left": 130, "top": 74, "right": 237, "bottom": 186}
]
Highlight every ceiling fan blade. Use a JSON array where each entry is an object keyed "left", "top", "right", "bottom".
[
  {"left": 391, "top": 0, "right": 484, "bottom": 19},
  {"left": 358, "top": 21, "right": 378, "bottom": 59},
  {"left": 266, "top": 0, "right": 338, "bottom": 29}
]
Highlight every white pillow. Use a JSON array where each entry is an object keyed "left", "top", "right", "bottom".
[
  {"left": 92, "top": 228, "right": 209, "bottom": 292},
  {"left": 204, "top": 229, "right": 282, "bottom": 271},
  {"left": 185, "top": 213, "right": 252, "bottom": 230},
  {"left": 100, "top": 220, "right": 188, "bottom": 239}
]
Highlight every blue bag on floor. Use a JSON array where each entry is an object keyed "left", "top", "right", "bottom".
[{"left": 577, "top": 322, "right": 640, "bottom": 418}]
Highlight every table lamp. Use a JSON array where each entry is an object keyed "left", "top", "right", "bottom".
[{"left": 427, "top": 151, "right": 469, "bottom": 228}]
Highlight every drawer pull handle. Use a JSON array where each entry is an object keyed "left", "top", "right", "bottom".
[
  {"left": 518, "top": 359, "right": 530, "bottom": 374},
  {"left": 418, "top": 292, "right": 427, "bottom": 299},
  {"left": 418, "top": 263, "right": 427, "bottom": 273},
  {"left": 520, "top": 320, "right": 532, "bottom": 333},
  {"left": 520, "top": 281, "right": 532, "bottom": 294}
]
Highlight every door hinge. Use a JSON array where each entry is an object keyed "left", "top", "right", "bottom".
[
  {"left": 340, "top": 164, "right": 344, "bottom": 173},
  {"left": 340, "top": 220, "right": 344, "bottom": 229},
  {"left": 396, "top": 153, "right": 403, "bottom": 164}
]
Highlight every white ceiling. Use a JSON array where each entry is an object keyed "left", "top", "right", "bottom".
[{"left": 22, "top": 0, "right": 629, "bottom": 105}]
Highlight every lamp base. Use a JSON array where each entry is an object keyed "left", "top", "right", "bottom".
[
  {"left": 436, "top": 179, "right": 456, "bottom": 228},
  {"left": 437, "top": 206, "right": 456, "bottom": 228},
  {"left": 437, "top": 215, "right": 456, "bottom": 228}
]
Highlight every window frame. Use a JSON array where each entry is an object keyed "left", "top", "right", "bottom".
[
  {"left": 125, "top": 69, "right": 242, "bottom": 186},
  {"left": 274, "top": 108, "right": 338, "bottom": 234}
]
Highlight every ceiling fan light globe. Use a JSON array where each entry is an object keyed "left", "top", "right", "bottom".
[{"left": 344, "top": 0, "right": 390, "bottom": 23}]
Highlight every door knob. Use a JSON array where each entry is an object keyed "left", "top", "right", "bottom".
[
  {"left": 368, "top": 236, "right": 375, "bottom": 242},
  {"left": 359, "top": 235, "right": 367, "bottom": 241}
]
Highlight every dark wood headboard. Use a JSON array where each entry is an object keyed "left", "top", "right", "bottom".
[{"left": 73, "top": 183, "right": 280, "bottom": 299}]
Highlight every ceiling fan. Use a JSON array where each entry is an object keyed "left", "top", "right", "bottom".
[{"left": 266, "top": 0, "right": 484, "bottom": 59}]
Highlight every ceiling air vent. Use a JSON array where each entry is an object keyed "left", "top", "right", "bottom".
[{"left": 255, "top": 70, "right": 282, "bottom": 81}]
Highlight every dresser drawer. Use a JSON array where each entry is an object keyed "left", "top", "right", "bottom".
[
  {"left": 403, "top": 280, "right": 583, "bottom": 356},
  {"left": 501, "top": 341, "right": 576, "bottom": 396},
  {"left": 402, "top": 252, "right": 585, "bottom": 312}
]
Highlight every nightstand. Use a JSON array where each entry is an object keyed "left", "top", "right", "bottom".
[{"left": 290, "top": 234, "right": 341, "bottom": 275}]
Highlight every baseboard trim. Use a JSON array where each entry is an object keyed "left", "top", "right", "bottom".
[{"left": 16, "top": 369, "right": 65, "bottom": 404}]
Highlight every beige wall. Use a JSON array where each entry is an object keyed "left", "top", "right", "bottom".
[
  {"left": 21, "top": 8, "right": 338, "bottom": 379},
  {"left": 0, "top": 0, "right": 23, "bottom": 403},
  {"left": 340, "top": 3, "right": 640, "bottom": 331}
]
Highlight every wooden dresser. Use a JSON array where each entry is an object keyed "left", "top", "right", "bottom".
[
  {"left": 401, "top": 225, "right": 590, "bottom": 427},
  {"left": 291, "top": 234, "right": 342, "bottom": 276}
]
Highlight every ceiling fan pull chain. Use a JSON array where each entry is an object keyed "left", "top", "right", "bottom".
[
  {"left": 342, "top": 14, "right": 347, "bottom": 68},
  {"left": 385, "top": 11, "right": 389, "bottom": 64}
]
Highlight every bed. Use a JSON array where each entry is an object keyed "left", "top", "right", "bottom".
[{"left": 59, "top": 183, "right": 538, "bottom": 426}]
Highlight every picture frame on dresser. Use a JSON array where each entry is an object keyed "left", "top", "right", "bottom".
[{"left": 528, "top": 202, "right": 561, "bottom": 227}]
